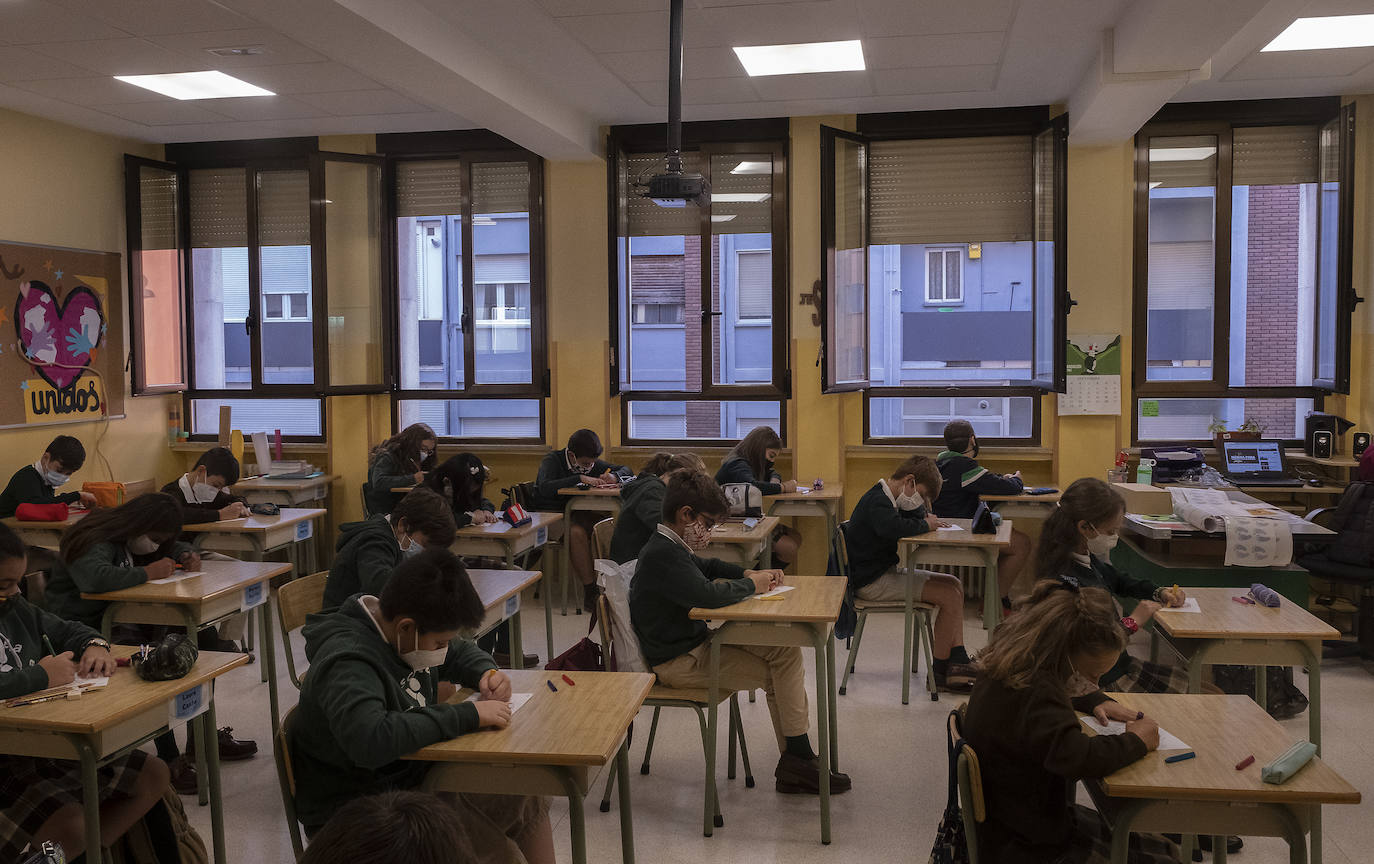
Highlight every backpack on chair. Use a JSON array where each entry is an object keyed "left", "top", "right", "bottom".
[{"left": 1326, "top": 481, "right": 1374, "bottom": 567}]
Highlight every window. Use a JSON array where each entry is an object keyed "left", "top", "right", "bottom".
[
  {"left": 821, "top": 109, "right": 1068, "bottom": 443},
  {"left": 610, "top": 123, "right": 788, "bottom": 443},
  {"left": 1132, "top": 100, "right": 1357, "bottom": 443},
  {"left": 125, "top": 157, "right": 186, "bottom": 393}
]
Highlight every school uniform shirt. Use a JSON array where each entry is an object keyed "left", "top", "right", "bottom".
[
  {"left": 290, "top": 593, "right": 498, "bottom": 830},
  {"left": 322, "top": 515, "right": 403, "bottom": 611},
  {"left": 0, "top": 593, "right": 103, "bottom": 699},
  {"left": 714, "top": 453, "right": 782, "bottom": 496},
  {"left": 529, "top": 448, "right": 624, "bottom": 512},
  {"left": 933, "top": 450, "right": 1024, "bottom": 519},
  {"left": 629, "top": 526, "right": 754, "bottom": 667},
  {"left": 366, "top": 450, "right": 429, "bottom": 517},
  {"left": 1063, "top": 552, "right": 1160, "bottom": 687},
  {"left": 0, "top": 464, "right": 81, "bottom": 519},
  {"left": 962, "top": 674, "right": 1145, "bottom": 864},
  {"left": 608, "top": 473, "right": 666, "bottom": 564},
  {"left": 159, "top": 477, "right": 246, "bottom": 526},
  {"left": 45, "top": 540, "right": 194, "bottom": 630},
  {"left": 845, "top": 480, "right": 931, "bottom": 592}
]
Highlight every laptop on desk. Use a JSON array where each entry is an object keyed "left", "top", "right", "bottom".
[{"left": 1219, "top": 440, "right": 1304, "bottom": 487}]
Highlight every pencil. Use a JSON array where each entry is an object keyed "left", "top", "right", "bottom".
[
  {"left": 41, "top": 635, "right": 56, "bottom": 657},
  {"left": 546, "top": 679, "right": 558, "bottom": 693}
]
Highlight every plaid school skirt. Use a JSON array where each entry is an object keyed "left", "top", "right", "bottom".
[
  {"left": 0, "top": 750, "right": 152, "bottom": 861},
  {"left": 1109, "top": 656, "right": 1192, "bottom": 695}
]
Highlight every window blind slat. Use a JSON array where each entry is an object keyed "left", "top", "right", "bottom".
[
  {"left": 474, "top": 253, "right": 530, "bottom": 284},
  {"left": 624, "top": 152, "right": 704, "bottom": 238},
  {"left": 711, "top": 154, "right": 771, "bottom": 235},
  {"left": 1233, "top": 125, "right": 1319, "bottom": 187},
  {"left": 189, "top": 167, "right": 247, "bottom": 249},
  {"left": 257, "top": 170, "right": 310, "bottom": 247},
  {"left": 472, "top": 162, "right": 530, "bottom": 215},
  {"left": 139, "top": 167, "right": 179, "bottom": 250},
  {"left": 869, "top": 136, "right": 1032, "bottom": 244},
  {"left": 396, "top": 159, "right": 462, "bottom": 217}
]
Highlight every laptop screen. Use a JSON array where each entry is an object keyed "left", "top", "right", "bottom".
[{"left": 1222, "top": 441, "right": 1285, "bottom": 475}]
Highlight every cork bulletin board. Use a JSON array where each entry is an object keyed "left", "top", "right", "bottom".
[{"left": 0, "top": 240, "right": 125, "bottom": 429}]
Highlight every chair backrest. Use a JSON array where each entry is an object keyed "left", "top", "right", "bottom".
[
  {"left": 360, "top": 481, "right": 373, "bottom": 517},
  {"left": 949, "top": 710, "right": 985, "bottom": 864},
  {"left": 277, "top": 571, "right": 328, "bottom": 690},
  {"left": 275, "top": 706, "right": 305, "bottom": 860},
  {"left": 592, "top": 517, "right": 616, "bottom": 560},
  {"left": 832, "top": 520, "right": 851, "bottom": 579},
  {"left": 123, "top": 478, "right": 157, "bottom": 499},
  {"left": 594, "top": 558, "right": 649, "bottom": 673}
]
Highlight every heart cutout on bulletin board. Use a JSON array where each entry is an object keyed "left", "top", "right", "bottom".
[{"left": 14, "top": 280, "right": 105, "bottom": 390}]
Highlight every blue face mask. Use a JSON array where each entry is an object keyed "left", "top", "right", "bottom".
[{"left": 398, "top": 533, "right": 423, "bottom": 558}]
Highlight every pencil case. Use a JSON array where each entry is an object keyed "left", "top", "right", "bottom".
[
  {"left": 1249, "top": 583, "right": 1281, "bottom": 608},
  {"left": 1260, "top": 740, "right": 1316, "bottom": 784}
]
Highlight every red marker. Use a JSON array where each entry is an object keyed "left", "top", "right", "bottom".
[
  {"left": 561, "top": 674, "right": 576, "bottom": 687},
  {"left": 1235, "top": 755, "right": 1255, "bottom": 771}
]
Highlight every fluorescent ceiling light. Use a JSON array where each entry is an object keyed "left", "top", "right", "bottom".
[
  {"left": 711, "top": 214, "right": 737, "bottom": 223},
  {"left": 114, "top": 70, "right": 273, "bottom": 100},
  {"left": 733, "top": 40, "right": 864, "bottom": 77},
  {"left": 1149, "top": 146, "right": 1216, "bottom": 162},
  {"left": 730, "top": 161, "right": 771, "bottom": 174},
  {"left": 712, "top": 192, "right": 770, "bottom": 203},
  {"left": 1262, "top": 14, "right": 1374, "bottom": 51},
  {"left": 1149, "top": 182, "right": 1162, "bottom": 189}
]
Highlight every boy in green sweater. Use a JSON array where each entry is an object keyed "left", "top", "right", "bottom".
[
  {"left": 0, "top": 435, "right": 96, "bottom": 518},
  {"left": 323, "top": 487, "right": 457, "bottom": 611},
  {"left": 291, "top": 548, "right": 553, "bottom": 862}
]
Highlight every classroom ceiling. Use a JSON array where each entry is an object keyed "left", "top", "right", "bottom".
[{"left": 0, "top": 0, "right": 1370, "bottom": 157}]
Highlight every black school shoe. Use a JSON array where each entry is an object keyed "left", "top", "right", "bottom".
[
  {"left": 1164, "top": 834, "right": 1243, "bottom": 860},
  {"left": 169, "top": 756, "right": 198, "bottom": 796},
  {"left": 774, "top": 753, "right": 852, "bottom": 795},
  {"left": 186, "top": 725, "right": 259, "bottom": 762}
]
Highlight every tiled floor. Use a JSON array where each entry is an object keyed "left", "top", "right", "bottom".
[{"left": 183, "top": 591, "right": 1373, "bottom": 863}]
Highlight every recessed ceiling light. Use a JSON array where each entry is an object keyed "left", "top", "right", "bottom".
[
  {"left": 1262, "top": 14, "right": 1374, "bottom": 52},
  {"left": 711, "top": 214, "right": 737, "bottom": 222},
  {"left": 1149, "top": 146, "right": 1216, "bottom": 162},
  {"left": 732, "top": 40, "right": 864, "bottom": 77},
  {"left": 114, "top": 71, "right": 273, "bottom": 100},
  {"left": 712, "top": 193, "right": 771, "bottom": 203},
  {"left": 730, "top": 161, "right": 771, "bottom": 175}
]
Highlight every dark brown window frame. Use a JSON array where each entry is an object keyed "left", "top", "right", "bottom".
[{"left": 861, "top": 388, "right": 1045, "bottom": 446}]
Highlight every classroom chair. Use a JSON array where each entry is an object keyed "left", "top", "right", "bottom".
[
  {"left": 359, "top": 481, "right": 373, "bottom": 517},
  {"left": 835, "top": 521, "right": 939, "bottom": 704},
  {"left": 591, "top": 517, "right": 616, "bottom": 561},
  {"left": 1301, "top": 506, "right": 1374, "bottom": 660},
  {"left": 949, "top": 709, "right": 985, "bottom": 864},
  {"left": 275, "top": 706, "right": 306, "bottom": 860},
  {"left": 277, "top": 571, "right": 328, "bottom": 690},
  {"left": 593, "top": 579, "right": 754, "bottom": 833}
]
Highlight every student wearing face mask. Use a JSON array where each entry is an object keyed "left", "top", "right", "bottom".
[
  {"left": 715, "top": 426, "right": 803, "bottom": 570},
  {"left": 291, "top": 548, "right": 553, "bottom": 864},
  {"left": 323, "top": 487, "right": 458, "bottom": 611},
  {"left": 0, "top": 435, "right": 97, "bottom": 518},
  {"left": 845, "top": 455, "right": 976, "bottom": 692},
  {"left": 160, "top": 447, "right": 250, "bottom": 524},
  {"left": 366, "top": 423, "right": 438, "bottom": 517},
  {"left": 629, "top": 472, "right": 851, "bottom": 796}
]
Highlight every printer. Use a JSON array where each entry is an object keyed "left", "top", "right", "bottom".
[{"left": 1141, "top": 447, "right": 1207, "bottom": 483}]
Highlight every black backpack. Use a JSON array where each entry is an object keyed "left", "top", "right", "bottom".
[{"left": 1326, "top": 481, "right": 1374, "bottom": 567}]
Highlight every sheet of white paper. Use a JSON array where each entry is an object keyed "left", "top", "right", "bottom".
[
  {"left": 1156, "top": 597, "right": 1201, "bottom": 613},
  {"left": 1080, "top": 716, "right": 1190, "bottom": 751},
  {"left": 1224, "top": 516, "right": 1293, "bottom": 567},
  {"left": 937, "top": 525, "right": 964, "bottom": 532},
  {"left": 479, "top": 522, "right": 512, "bottom": 533},
  {"left": 465, "top": 692, "right": 533, "bottom": 714},
  {"left": 74, "top": 675, "right": 110, "bottom": 688},
  {"left": 756, "top": 585, "right": 796, "bottom": 599},
  {"left": 798, "top": 488, "right": 812, "bottom": 495},
  {"left": 155, "top": 570, "right": 200, "bottom": 583}
]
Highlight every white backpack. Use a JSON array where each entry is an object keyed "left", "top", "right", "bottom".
[
  {"left": 594, "top": 558, "right": 648, "bottom": 673},
  {"left": 722, "top": 482, "right": 763, "bottom": 518}
]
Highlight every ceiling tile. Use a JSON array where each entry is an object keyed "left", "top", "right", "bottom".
[
  {"left": 630, "top": 76, "right": 760, "bottom": 106},
  {"left": 857, "top": 0, "right": 1016, "bottom": 37},
  {"left": 230, "top": 62, "right": 384, "bottom": 95},
  {"left": 556, "top": 11, "right": 672, "bottom": 53},
  {"left": 52, "top": 0, "right": 256, "bottom": 37},
  {"left": 31, "top": 37, "right": 210, "bottom": 76},
  {"left": 865, "top": 32, "right": 1006, "bottom": 70},
  {"left": 194, "top": 95, "right": 332, "bottom": 121},
  {"left": 0, "top": 46, "right": 97, "bottom": 81},
  {"left": 146, "top": 28, "right": 327, "bottom": 67},
  {"left": 536, "top": 0, "right": 668, "bottom": 15},
  {"left": 748, "top": 70, "right": 872, "bottom": 100},
  {"left": 12, "top": 75, "right": 162, "bottom": 106},
  {"left": 871, "top": 64, "right": 999, "bottom": 95},
  {"left": 97, "top": 100, "right": 232, "bottom": 125},
  {"left": 1223, "top": 48, "right": 1374, "bottom": 82},
  {"left": 599, "top": 46, "right": 745, "bottom": 83},
  {"left": 0, "top": 4, "right": 128, "bottom": 45},
  {"left": 296, "top": 89, "right": 432, "bottom": 116},
  {"left": 693, "top": 2, "right": 863, "bottom": 48}
]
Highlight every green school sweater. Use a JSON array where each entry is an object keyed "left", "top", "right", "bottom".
[
  {"left": 322, "top": 515, "right": 402, "bottom": 611},
  {"left": 629, "top": 529, "right": 754, "bottom": 667},
  {"left": 45, "top": 540, "right": 193, "bottom": 630},
  {"left": 290, "top": 595, "right": 498, "bottom": 829},
  {"left": 0, "top": 594, "right": 103, "bottom": 699},
  {"left": 608, "top": 474, "right": 665, "bottom": 564},
  {"left": 0, "top": 465, "right": 81, "bottom": 518},
  {"left": 845, "top": 481, "right": 930, "bottom": 591},
  {"left": 530, "top": 449, "right": 625, "bottom": 512},
  {"left": 1063, "top": 555, "right": 1159, "bottom": 686},
  {"left": 366, "top": 451, "right": 422, "bottom": 516}
]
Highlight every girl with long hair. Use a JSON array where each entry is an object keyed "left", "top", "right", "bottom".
[
  {"left": 367, "top": 423, "right": 437, "bottom": 516},
  {"left": 714, "top": 426, "right": 803, "bottom": 568},
  {"left": 426, "top": 453, "right": 498, "bottom": 527}
]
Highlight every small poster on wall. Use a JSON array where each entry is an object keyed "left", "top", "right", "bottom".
[
  {"left": 1060, "top": 333, "right": 1121, "bottom": 416},
  {"left": 0, "top": 241, "right": 124, "bottom": 430}
]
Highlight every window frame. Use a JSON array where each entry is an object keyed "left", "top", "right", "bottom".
[
  {"left": 618, "top": 392, "right": 787, "bottom": 449},
  {"left": 124, "top": 154, "right": 188, "bottom": 395},
  {"left": 924, "top": 247, "right": 964, "bottom": 304},
  {"left": 1129, "top": 98, "right": 1355, "bottom": 446},
  {"left": 861, "top": 389, "right": 1043, "bottom": 446}
]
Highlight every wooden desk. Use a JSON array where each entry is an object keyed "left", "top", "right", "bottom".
[
  {"left": 453, "top": 514, "right": 564, "bottom": 660},
  {"left": 1086, "top": 693, "right": 1359, "bottom": 864},
  {"left": 701, "top": 516, "right": 779, "bottom": 568},
  {"left": 1150, "top": 587, "right": 1338, "bottom": 751},
  {"left": 557, "top": 486, "right": 624, "bottom": 614},
  {"left": 0, "top": 647, "right": 248, "bottom": 864},
  {"left": 181, "top": 507, "right": 325, "bottom": 573},
  {"left": 899, "top": 519, "right": 1013, "bottom": 630},
  {"left": 468, "top": 569, "right": 542, "bottom": 670},
  {"left": 980, "top": 489, "right": 1062, "bottom": 520},
  {"left": 407, "top": 669, "right": 653, "bottom": 864},
  {"left": 232, "top": 474, "right": 338, "bottom": 507},
  {"left": 689, "top": 576, "right": 844, "bottom": 843},
  {"left": 84, "top": 559, "right": 292, "bottom": 736},
  {"left": 2, "top": 511, "right": 87, "bottom": 549},
  {"left": 765, "top": 484, "right": 844, "bottom": 563}
]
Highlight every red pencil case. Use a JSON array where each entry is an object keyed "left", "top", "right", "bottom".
[{"left": 15, "top": 502, "right": 68, "bottom": 522}]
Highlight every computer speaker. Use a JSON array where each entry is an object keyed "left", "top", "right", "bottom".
[
  {"left": 1354, "top": 432, "right": 1371, "bottom": 458},
  {"left": 1312, "top": 430, "right": 1333, "bottom": 460}
]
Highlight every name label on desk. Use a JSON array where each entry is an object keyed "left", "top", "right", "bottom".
[
  {"left": 295, "top": 520, "right": 313, "bottom": 542},
  {"left": 242, "top": 581, "right": 267, "bottom": 611},
  {"left": 535, "top": 525, "right": 547, "bottom": 546},
  {"left": 504, "top": 594, "right": 520, "bottom": 617},
  {"left": 169, "top": 682, "right": 209, "bottom": 725}
]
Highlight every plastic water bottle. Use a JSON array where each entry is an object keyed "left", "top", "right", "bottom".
[{"left": 1136, "top": 458, "right": 1155, "bottom": 485}]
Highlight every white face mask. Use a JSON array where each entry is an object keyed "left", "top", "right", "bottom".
[
  {"left": 420, "top": 449, "right": 433, "bottom": 462},
  {"left": 895, "top": 482, "right": 923, "bottom": 511},
  {"left": 45, "top": 469, "right": 70, "bottom": 487},
  {"left": 397, "top": 629, "right": 448, "bottom": 672},
  {"left": 128, "top": 535, "right": 160, "bottom": 556},
  {"left": 189, "top": 476, "right": 221, "bottom": 504},
  {"left": 1085, "top": 528, "right": 1119, "bottom": 559}
]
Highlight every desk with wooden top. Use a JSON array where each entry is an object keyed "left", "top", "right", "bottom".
[
  {"left": 690, "top": 576, "right": 844, "bottom": 844},
  {"left": 85, "top": 559, "right": 291, "bottom": 736},
  {"left": 408, "top": 668, "right": 653, "bottom": 864},
  {"left": 468, "top": 569, "right": 542, "bottom": 670},
  {"left": 0, "top": 647, "right": 248, "bottom": 864},
  {"left": 454, "top": 514, "right": 564, "bottom": 660},
  {"left": 557, "top": 486, "right": 624, "bottom": 614},
  {"left": 899, "top": 519, "right": 1013, "bottom": 630},
  {"left": 2, "top": 510, "right": 87, "bottom": 549},
  {"left": 1085, "top": 693, "right": 1360, "bottom": 864},
  {"left": 181, "top": 507, "right": 326, "bottom": 574},
  {"left": 701, "top": 515, "right": 779, "bottom": 568},
  {"left": 1150, "top": 587, "right": 1339, "bottom": 751},
  {"left": 765, "top": 484, "right": 844, "bottom": 562},
  {"left": 980, "top": 488, "right": 1062, "bottom": 520},
  {"left": 232, "top": 475, "right": 339, "bottom": 565}
]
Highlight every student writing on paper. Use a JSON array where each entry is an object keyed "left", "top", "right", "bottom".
[
  {"left": 0, "top": 434, "right": 97, "bottom": 518},
  {"left": 629, "top": 472, "right": 851, "bottom": 795},
  {"left": 964, "top": 580, "right": 1178, "bottom": 864},
  {"left": 323, "top": 487, "right": 457, "bottom": 611},
  {"left": 366, "top": 423, "right": 438, "bottom": 516},
  {"left": 160, "top": 446, "right": 249, "bottom": 524},
  {"left": 609, "top": 451, "right": 707, "bottom": 564},
  {"left": 0, "top": 523, "right": 174, "bottom": 862},
  {"left": 845, "top": 455, "right": 977, "bottom": 692},
  {"left": 291, "top": 548, "right": 553, "bottom": 864},
  {"left": 714, "top": 426, "right": 803, "bottom": 570}
]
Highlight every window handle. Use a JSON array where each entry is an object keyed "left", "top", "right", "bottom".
[
  {"left": 700, "top": 310, "right": 723, "bottom": 320},
  {"left": 244, "top": 311, "right": 258, "bottom": 337},
  {"left": 460, "top": 312, "right": 470, "bottom": 331},
  {"left": 1066, "top": 291, "right": 1078, "bottom": 313}
]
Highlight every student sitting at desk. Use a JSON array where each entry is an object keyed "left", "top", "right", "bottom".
[
  {"left": 846, "top": 455, "right": 976, "bottom": 692},
  {"left": 324, "top": 487, "right": 457, "bottom": 611},
  {"left": 160, "top": 446, "right": 249, "bottom": 524},
  {"left": 933, "top": 420, "right": 1031, "bottom": 614},
  {"left": 300, "top": 790, "right": 466, "bottom": 864},
  {"left": 426, "top": 453, "right": 498, "bottom": 528},
  {"left": 0, "top": 523, "right": 174, "bottom": 862},
  {"left": 714, "top": 426, "right": 802, "bottom": 570},
  {"left": 291, "top": 548, "right": 553, "bottom": 864},
  {"left": 366, "top": 423, "right": 437, "bottom": 517},
  {"left": 0, "top": 434, "right": 97, "bottom": 518},
  {"left": 964, "top": 579, "right": 1177, "bottom": 864},
  {"left": 608, "top": 451, "right": 706, "bottom": 564},
  {"left": 630, "top": 471, "right": 851, "bottom": 796}
]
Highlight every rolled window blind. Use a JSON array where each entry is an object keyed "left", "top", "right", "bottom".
[
  {"left": 736, "top": 249, "right": 771, "bottom": 319},
  {"left": 711, "top": 154, "right": 772, "bottom": 236},
  {"left": 257, "top": 170, "right": 310, "bottom": 247},
  {"left": 624, "top": 152, "right": 704, "bottom": 238},
  {"left": 189, "top": 167, "right": 247, "bottom": 249},
  {"left": 139, "top": 166, "right": 179, "bottom": 251},
  {"left": 869, "top": 136, "right": 1032, "bottom": 245},
  {"left": 472, "top": 162, "right": 530, "bottom": 215},
  {"left": 1148, "top": 136, "right": 1217, "bottom": 190},
  {"left": 1233, "top": 125, "right": 1318, "bottom": 187},
  {"left": 396, "top": 159, "right": 462, "bottom": 217}
]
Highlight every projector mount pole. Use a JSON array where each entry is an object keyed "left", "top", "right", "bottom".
[{"left": 666, "top": 0, "right": 684, "bottom": 175}]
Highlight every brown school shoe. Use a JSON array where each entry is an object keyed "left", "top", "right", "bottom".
[
  {"left": 169, "top": 756, "right": 198, "bottom": 796},
  {"left": 774, "top": 753, "right": 852, "bottom": 795},
  {"left": 186, "top": 725, "right": 259, "bottom": 762},
  {"left": 935, "top": 663, "right": 977, "bottom": 693}
]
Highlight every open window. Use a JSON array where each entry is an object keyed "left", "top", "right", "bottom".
[{"left": 124, "top": 156, "right": 187, "bottom": 394}]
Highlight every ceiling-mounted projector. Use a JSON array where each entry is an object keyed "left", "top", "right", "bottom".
[
  {"left": 638, "top": 0, "right": 708, "bottom": 208},
  {"left": 645, "top": 170, "right": 709, "bottom": 208}
]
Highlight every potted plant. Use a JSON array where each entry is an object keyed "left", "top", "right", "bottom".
[{"left": 1210, "top": 417, "right": 1267, "bottom": 451}]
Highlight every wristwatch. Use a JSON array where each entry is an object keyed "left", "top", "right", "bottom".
[
  {"left": 82, "top": 637, "right": 112, "bottom": 653},
  {"left": 1120, "top": 616, "right": 1139, "bottom": 635},
  {"left": 1152, "top": 586, "right": 1166, "bottom": 603}
]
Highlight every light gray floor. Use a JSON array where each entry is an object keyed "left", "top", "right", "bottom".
[{"left": 183, "top": 589, "right": 1374, "bottom": 863}]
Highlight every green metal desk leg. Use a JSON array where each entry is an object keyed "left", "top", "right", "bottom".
[
  {"left": 202, "top": 698, "right": 228, "bottom": 864},
  {"left": 616, "top": 737, "right": 636, "bottom": 864},
  {"left": 72, "top": 737, "right": 105, "bottom": 864},
  {"left": 982, "top": 547, "right": 1000, "bottom": 630},
  {"left": 704, "top": 635, "right": 720, "bottom": 837},
  {"left": 902, "top": 569, "right": 915, "bottom": 705},
  {"left": 558, "top": 768, "right": 588, "bottom": 864},
  {"left": 510, "top": 608, "right": 524, "bottom": 670},
  {"left": 261, "top": 599, "right": 280, "bottom": 736},
  {"left": 182, "top": 608, "right": 210, "bottom": 807},
  {"left": 813, "top": 626, "right": 832, "bottom": 845},
  {"left": 826, "top": 629, "right": 837, "bottom": 772}
]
